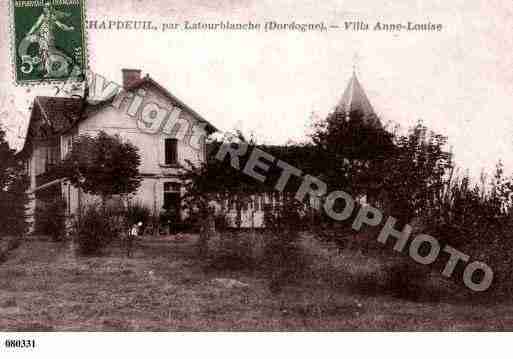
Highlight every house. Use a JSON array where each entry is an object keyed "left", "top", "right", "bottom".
[{"left": 18, "top": 69, "right": 217, "bottom": 232}]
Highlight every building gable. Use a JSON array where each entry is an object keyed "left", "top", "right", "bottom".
[{"left": 83, "top": 75, "right": 217, "bottom": 136}]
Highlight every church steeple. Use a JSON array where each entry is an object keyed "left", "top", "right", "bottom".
[{"left": 334, "top": 71, "right": 382, "bottom": 129}]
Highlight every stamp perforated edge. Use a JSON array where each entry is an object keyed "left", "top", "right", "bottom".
[{"left": 9, "top": 0, "right": 90, "bottom": 87}]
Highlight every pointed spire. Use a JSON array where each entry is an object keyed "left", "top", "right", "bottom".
[
  {"left": 335, "top": 72, "right": 374, "bottom": 118},
  {"left": 334, "top": 71, "right": 382, "bottom": 129}
]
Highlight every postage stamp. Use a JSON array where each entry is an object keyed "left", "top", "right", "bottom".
[{"left": 9, "top": 0, "right": 87, "bottom": 86}]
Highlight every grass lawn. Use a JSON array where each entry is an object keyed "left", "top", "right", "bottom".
[{"left": 0, "top": 233, "right": 511, "bottom": 331}]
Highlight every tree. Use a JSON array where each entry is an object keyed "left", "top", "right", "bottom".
[
  {"left": 310, "top": 109, "right": 395, "bottom": 197},
  {"left": 58, "top": 131, "right": 141, "bottom": 207},
  {"left": 0, "top": 125, "right": 29, "bottom": 236},
  {"left": 34, "top": 197, "right": 67, "bottom": 240},
  {"left": 180, "top": 134, "right": 262, "bottom": 252},
  {"left": 381, "top": 122, "right": 453, "bottom": 224}
]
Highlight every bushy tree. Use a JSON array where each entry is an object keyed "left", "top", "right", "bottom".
[
  {"left": 181, "top": 134, "right": 261, "bottom": 252},
  {"left": 58, "top": 131, "right": 141, "bottom": 207},
  {"left": 312, "top": 113, "right": 453, "bottom": 224},
  {"left": 0, "top": 125, "right": 29, "bottom": 236},
  {"left": 381, "top": 122, "right": 453, "bottom": 224},
  {"left": 125, "top": 201, "right": 151, "bottom": 227},
  {"left": 310, "top": 109, "right": 395, "bottom": 196},
  {"left": 34, "top": 197, "right": 67, "bottom": 240}
]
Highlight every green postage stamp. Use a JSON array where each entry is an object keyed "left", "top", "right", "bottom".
[{"left": 9, "top": 0, "right": 87, "bottom": 85}]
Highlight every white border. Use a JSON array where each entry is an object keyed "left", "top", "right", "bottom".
[{"left": 0, "top": 332, "right": 510, "bottom": 359}]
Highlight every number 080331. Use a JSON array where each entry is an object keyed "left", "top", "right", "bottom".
[{"left": 4, "top": 339, "right": 36, "bottom": 349}]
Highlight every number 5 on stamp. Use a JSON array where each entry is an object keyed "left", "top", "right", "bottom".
[{"left": 9, "top": 0, "right": 87, "bottom": 86}]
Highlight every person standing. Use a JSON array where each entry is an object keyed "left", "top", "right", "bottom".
[{"left": 127, "top": 222, "right": 142, "bottom": 257}]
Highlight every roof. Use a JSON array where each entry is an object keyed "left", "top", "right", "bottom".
[
  {"left": 90, "top": 74, "right": 218, "bottom": 134},
  {"left": 35, "top": 96, "right": 84, "bottom": 132},
  {"left": 335, "top": 72, "right": 382, "bottom": 129},
  {"left": 17, "top": 96, "right": 84, "bottom": 157}
]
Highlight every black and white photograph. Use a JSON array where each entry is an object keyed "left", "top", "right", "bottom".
[{"left": 0, "top": 0, "right": 512, "bottom": 357}]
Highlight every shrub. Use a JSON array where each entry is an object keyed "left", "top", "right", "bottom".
[
  {"left": 383, "top": 259, "right": 431, "bottom": 301},
  {"left": 419, "top": 167, "right": 513, "bottom": 299},
  {"left": 262, "top": 198, "right": 311, "bottom": 293},
  {"left": 203, "top": 227, "right": 308, "bottom": 283},
  {"left": 0, "top": 126, "right": 30, "bottom": 237},
  {"left": 262, "top": 231, "right": 309, "bottom": 293},
  {"left": 214, "top": 212, "right": 229, "bottom": 232},
  {"left": 125, "top": 202, "right": 151, "bottom": 225},
  {"left": 125, "top": 201, "right": 152, "bottom": 233},
  {"left": 75, "top": 205, "right": 119, "bottom": 255},
  {"left": 0, "top": 236, "right": 23, "bottom": 264},
  {"left": 340, "top": 257, "right": 432, "bottom": 301},
  {"left": 158, "top": 209, "right": 182, "bottom": 234},
  {"left": 5, "top": 236, "right": 22, "bottom": 251},
  {"left": 34, "top": 198, "right": 67, "bottom": 241},
  {"left": 206, "top": 232, "right": 259, "bottom": 271},
  {"left": 179, "top": 215, "right": 200, "bottom": 233}
]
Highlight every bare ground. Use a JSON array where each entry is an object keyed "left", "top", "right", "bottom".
[{"left": 0, "top": 234, "right": 511, "bottom": 331}]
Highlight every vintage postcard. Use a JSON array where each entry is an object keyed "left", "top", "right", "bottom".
[
  {"left": 0, "top": 0, "right": 513, "bottom": 357},
  {"left": 9, "top": 0, "right": 86, "bottom": 85}
]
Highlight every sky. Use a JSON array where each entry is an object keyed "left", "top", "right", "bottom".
[{"left": 1, "top": 0, "right": 512, "bottom": 179}]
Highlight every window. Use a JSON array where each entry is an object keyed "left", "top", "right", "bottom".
[
  {"left": 163, "top": 181, "right": 181, "bottom": 221},
  {"left": 45, "top": 146, "right": 59, "bottom": 172},
  {"left": 164, "top": 138, "right": 178, "bottom": 165},
  {"left": 164, "top": 182, "right": 181, "bottom": 192}
]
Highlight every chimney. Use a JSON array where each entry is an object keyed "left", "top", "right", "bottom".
[{"left": 122, "top": 68, "right": 142, "bottom": 88}]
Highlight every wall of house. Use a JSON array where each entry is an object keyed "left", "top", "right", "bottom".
[
  {"left": 33, "top": 145, "right": 46, "bottom": 176},
  {"left": 77, "top": 83, "right": 206, "bottom": 174},
  {"left": 26, "top": 141, "right": 53, "bottom": 233},
  {"left": 30, "top": 139, "right": 60, "bottom": 177}
]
